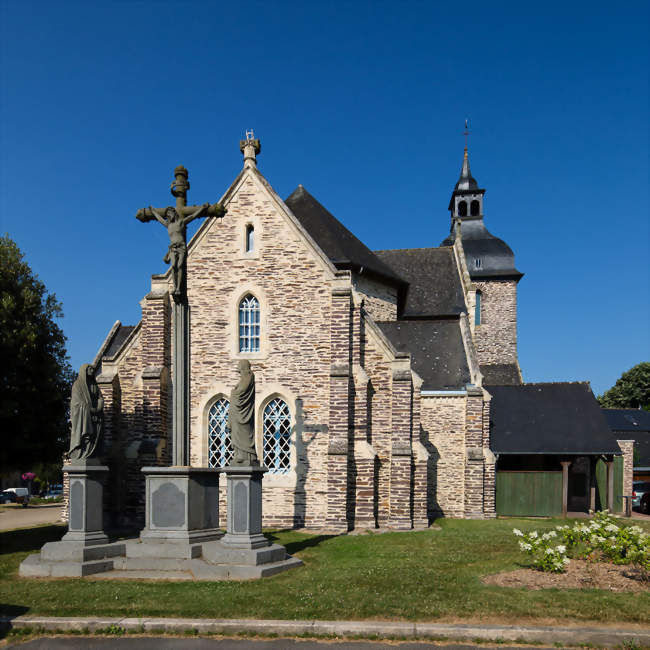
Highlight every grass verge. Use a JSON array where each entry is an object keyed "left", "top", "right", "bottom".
[{"left": 0, "top": 518, "right": 649, "bottom": 624}]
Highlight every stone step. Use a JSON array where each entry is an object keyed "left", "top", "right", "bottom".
[
  {"left": 113, "top": 557, "right": 192, "bottom": 571},
  {"left": 41, "top": 541, "right": 125, "bottom": 563},
  {"left": 124, "top": 540, "right": 202, "bottom": 559},
  {"left": 201, "top": 541, "right": 287, "bottom": 566},
  {"left": 19, "top": 554, "right": 114, "bottom": 578},
  {"left": 91, "top": 569, "right": 193, "bottom": 580}
]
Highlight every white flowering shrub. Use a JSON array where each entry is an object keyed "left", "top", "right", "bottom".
[
  {"left": 512, "top": 528, "right": 570, "bottom": 573},
  {"left": 515, "top": 510, "right": 650, "bottom": 576}
]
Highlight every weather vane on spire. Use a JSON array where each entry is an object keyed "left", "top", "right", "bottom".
[{"left": 463, "top": 119, "right": 470, "bottom": 152}]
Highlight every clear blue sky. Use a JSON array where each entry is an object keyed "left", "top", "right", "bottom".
[{"left": 1, "top": 1, "right": 648, "bottom": 396}]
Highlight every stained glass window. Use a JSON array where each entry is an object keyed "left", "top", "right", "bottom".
[
  {"left": 263, "top": 398, "right": 291, "bottom": 474},
  {"left": 239, "top": 294, "right": 260, "bottom": 352},
  {"left": 208, "top": 397, "right": 232, "bottom": 468}
]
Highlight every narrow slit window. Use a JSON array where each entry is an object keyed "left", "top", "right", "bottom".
[
  {"left": 474, "top": 258, "right": 482, "bottom": 269},
  {"left": 475, "top": 290, "right": 482, "bottom": 326},
  {"left": 245, "top": 224, "right": 254, "bottom": 252},
  {"left": 239, "top": 294, "right": 260, "bottom": 352}
]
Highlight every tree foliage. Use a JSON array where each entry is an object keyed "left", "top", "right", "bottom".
[
  {"left": 0, "top": 235, "right": 74, "bottom": 473},
  {"left": 598, "top": 362, "right": 650, "bottom": 411}
]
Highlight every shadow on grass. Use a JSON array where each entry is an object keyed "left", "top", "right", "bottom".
[
  {"left": 264, "top": 531, "right": 338, "bottom": 555},
  {"left": 0, "top": 604, "right": 30, "bottom": 639},
  {"left": 0, "top": 525, "right": 64, "bottom": 556}
]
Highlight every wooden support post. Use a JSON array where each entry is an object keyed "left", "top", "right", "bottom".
[
  {"left": 560, "top": 461, "right": 571, "bottom": 517},
  {"left": 589, "top": 457, "right": 597, "bottom": 513},
  {"left": 606, "top": 459, "right": 614, "bottom": 512}
]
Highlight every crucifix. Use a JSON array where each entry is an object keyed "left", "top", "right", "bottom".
[
  {"left": 136, "top": 165, "right": 227, "bottom": 465},
  {"left": 136, "top": 165, "right": 226, "bottom": 300}
]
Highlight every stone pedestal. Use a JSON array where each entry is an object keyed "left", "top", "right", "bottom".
[
  {"left": 19, "top": 459, "right": 121, "bottom": 577},
  {"left": 62, "top": 460, "right": 109, "bottom": 545},
  {"left": 220, "top": 465, "right": 268, "bottom": 549},
  {"left": 140, "top": 466, "right": 221, "bottom": 544}
]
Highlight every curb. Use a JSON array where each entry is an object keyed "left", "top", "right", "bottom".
[{"left": 1, "top": 616, "right": 650, "bottom": 647}]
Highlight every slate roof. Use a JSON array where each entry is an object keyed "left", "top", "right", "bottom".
[
  {"left": 442, "top": 218, "right": 522, "bottom": 280},
  {"left": 487, "top": 383, "right": 622, "bottom": 455},
  {"left": 374, "top": 247, "right": 466, "bottom": 318},
  {"left": 285, "top": 185, "right": 405, "bottom": 286},
  {"left": 603, "top": 409, "right": 650, "bottom": 432},
  {"left": 480, "top": 363, "right": 521, "bottom": 385},
  {"left": 104, "top": 325, "right": 137, "bottom": 359},
  {"left": 376, "top": 320, "right": 470, "bottom": 390}
]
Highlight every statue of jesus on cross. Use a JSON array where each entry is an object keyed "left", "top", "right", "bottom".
[{"left": 136, "top": 165, "right": 226, "bottom": 300}]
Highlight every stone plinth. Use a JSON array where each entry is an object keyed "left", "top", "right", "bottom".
[
  {"left": 220, "top": 465, "right": 267, "bottom": 549},
  {"left": 61, "top": 460, "right": 109, "bottom": 545},
  {"left": 140, "top": 466, "right": 221, "bottom": 544}
]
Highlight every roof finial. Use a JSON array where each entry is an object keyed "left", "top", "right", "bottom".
[
  {"left": 463, "top": 119, "right": 470, "bottom": 154},
  {"left": 239, "top": 129, "right": 261, "bottom": 169}
]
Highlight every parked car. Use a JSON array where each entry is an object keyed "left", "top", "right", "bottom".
[
  {"left": 43, "top": 488, "right": 63, "bottom": 500},
  {"left": 0, "top": 490, "right": 17, "bottom": 504},
  {"left": 632, "top": 481, "right": 650, "bottom": 512},
  {"left": 2, "top": 487, "right": 30, "bottom": 506},
  {"left": 641, "top": 491, "right": 650, "bottom": 515}
]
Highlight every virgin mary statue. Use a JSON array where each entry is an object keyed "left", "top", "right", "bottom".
[
  {"left": 227, "top": 360, "right": 259, "bottom": 465},
  {"left": 68, "top": 364, "right": 104, "bottom": 460}
]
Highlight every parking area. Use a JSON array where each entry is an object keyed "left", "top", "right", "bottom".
[{"left": 0, "top": 504, "right": 63, "bottom": 531}]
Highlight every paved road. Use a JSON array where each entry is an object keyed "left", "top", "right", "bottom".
[
  {"left": 0, "top": 504, "right": 63, "bottom": 531},
  {"left": 5, "top": 638, "right": 559, "bottom": 649}
]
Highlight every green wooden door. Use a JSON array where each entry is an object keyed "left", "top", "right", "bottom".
[
  {"left": 496, "top": 471, "right": 562, "bottom": 516},
  {"left": 595, "top": 457, "right": 624, "bottom": 513}
]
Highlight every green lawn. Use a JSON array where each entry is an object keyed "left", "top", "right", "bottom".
[{"left": 1, "top": 518, "right": 649, "bottom": 624}]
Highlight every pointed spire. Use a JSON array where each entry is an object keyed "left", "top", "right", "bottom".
[{"left": 455, "top": 148, "right": 479, "bottom": 191}]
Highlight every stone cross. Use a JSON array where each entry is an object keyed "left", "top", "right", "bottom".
[
  {"left": 136, "top": 165, "right": 226, "bottom": 466},
  {"left": 136, "top": 165, "right": 226, "bottom": 301}
]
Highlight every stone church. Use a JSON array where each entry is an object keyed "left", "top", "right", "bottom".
[{"left": 86, "top": 135, "right": 630, "bottom": 531}]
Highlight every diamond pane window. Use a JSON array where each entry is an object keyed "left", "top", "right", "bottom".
[
  {"left": 239, "top": 294, "right": 260, "bottom": 352},
  {"left": 263, "top": 398, "right": 291, "bottom": 475},
  {"left": 208, "top": 398, "right": 232, "bottom": 468}
]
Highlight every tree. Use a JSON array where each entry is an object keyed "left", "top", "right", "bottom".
[
  {"left": 0, "top": 235, "right": 74, "bottom": 473},
  {"left": 598, "top": 362, "right": 650, "bottom": 411}
]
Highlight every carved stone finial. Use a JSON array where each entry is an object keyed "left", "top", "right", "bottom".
[
  {"left": 171, "top": 165, "right": 190, "bottom": 198},
  {"left": 239, "top": 130, "right": 261, "bottom": 169}
]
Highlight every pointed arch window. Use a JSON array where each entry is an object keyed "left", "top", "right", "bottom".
[
  {"left": 475, "top": 290, "right": 482, "bottom": 326},
  {"left": 208, "top": 397, "right": 232, "bottom": 468},
  {"left": 263, "top": 398, "right": 292, "bottom": 474},
  {"left": 239, "top": 294, "right": 260, "bottom": 352}
]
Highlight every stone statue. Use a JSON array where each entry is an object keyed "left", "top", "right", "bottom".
[
  {"left": 227, "top": 360, "right": 259, "bottom": 465},
  {"left": 68, "top": 364, "right": 104, "bottom": 460},
  {"left": 141, "top": 203, "right": 210, "bottom": 298}
]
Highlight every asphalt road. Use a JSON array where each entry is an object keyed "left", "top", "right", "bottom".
[
  {"left": 0, "top": 504, "right": 63, "bottom": 531},
  {"left": 5, "top": 638, "right": 559, "bottom": 649}
]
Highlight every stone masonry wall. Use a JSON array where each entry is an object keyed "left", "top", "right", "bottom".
[
  {"left": 186, "top": 172, "right": 333, "bottom": 529},
  {"left": 421, "top": 395, "right": 466, "bottom": 518},
  {"left": 473, "top": 279, "right": 518, "bottom": 365},
  {"left": 353, "top": 275, "right": 397, "bottom": 322},
  {"left": 617, "top": 439, "right": 634, "bottom": 501}
]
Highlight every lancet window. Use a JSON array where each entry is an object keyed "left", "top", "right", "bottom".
[
  {"left": 262, "top": 398, "right": 292, "bottom": 475},
  {"left": 239, "top": 294, "right": 260, "bottom": 352},
  {"left": 208, "top": 397, "right": 232, "bottom": 468}
]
